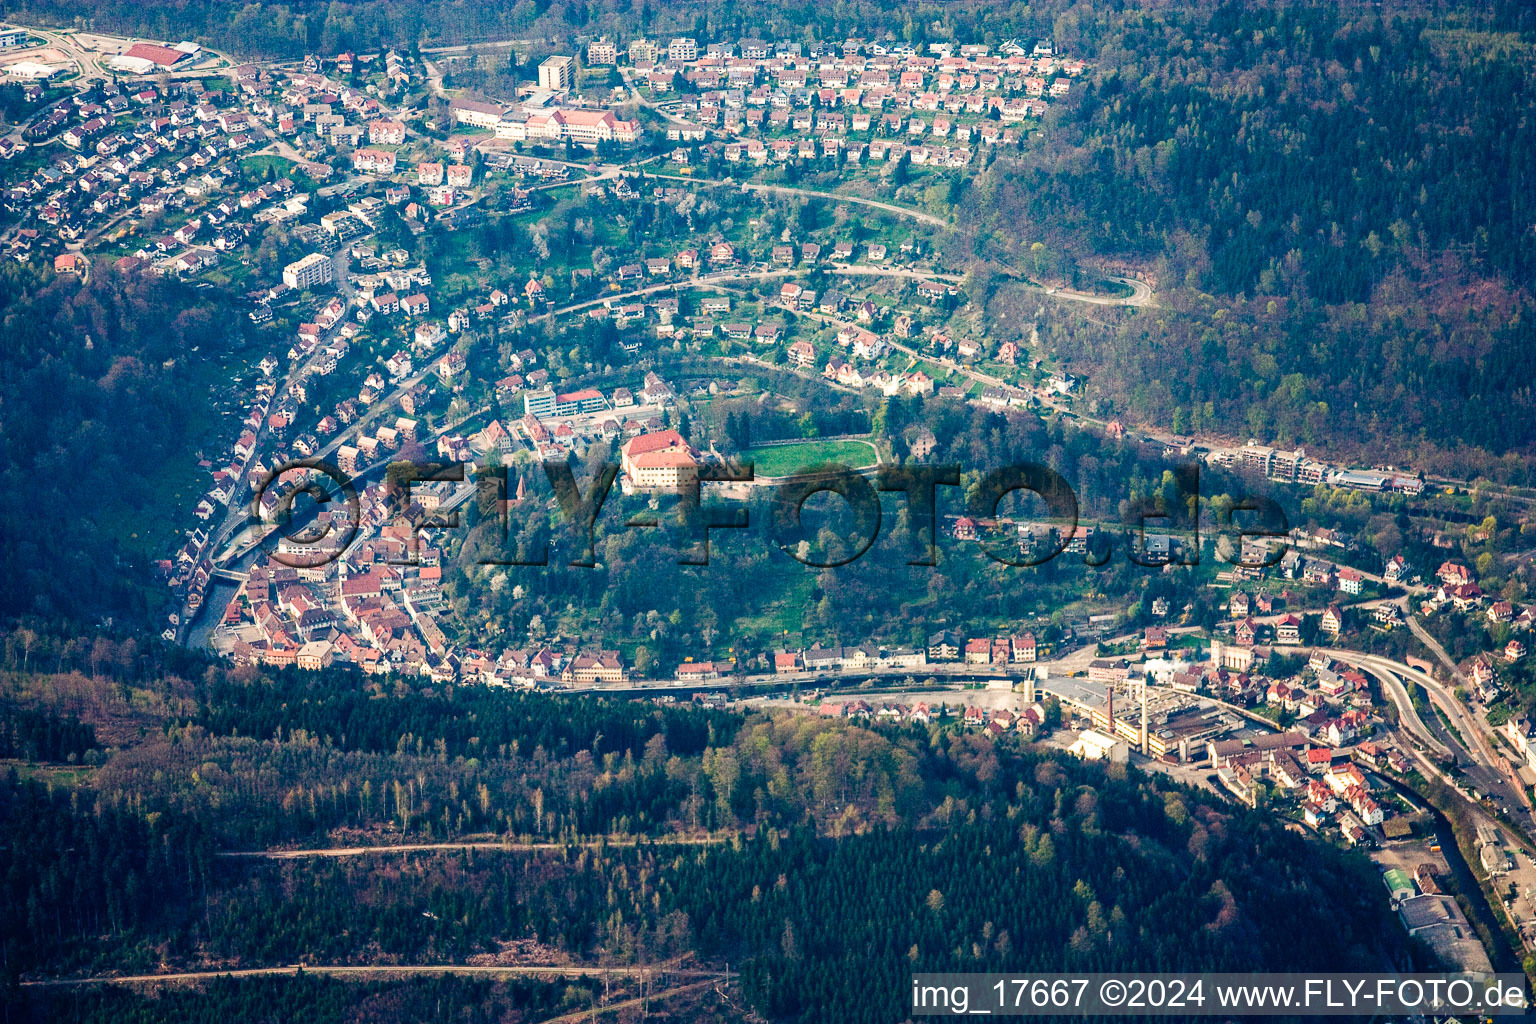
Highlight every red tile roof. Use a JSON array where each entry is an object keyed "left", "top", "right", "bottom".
[{"left": 124, "top": 43, "right": 190, "bottom": 67}]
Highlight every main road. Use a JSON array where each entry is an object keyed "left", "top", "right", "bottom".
[
  {"left": 1367, "top": 645, "right": 1511, "bottom": 788},
  {"left": 1327, "top": 649, "right": 1536, "bottom": 832},
  {"left": 1345, "top": 658, "right": 1454, "bottom": 761}
]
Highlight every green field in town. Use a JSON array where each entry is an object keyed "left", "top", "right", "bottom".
[{"left": 742, "top": 438, "right": 880, "bottom": 477}]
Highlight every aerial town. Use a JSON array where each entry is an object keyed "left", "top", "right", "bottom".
[{"left": 5, "top": 10, "right": 1536, "bottom": 1004}]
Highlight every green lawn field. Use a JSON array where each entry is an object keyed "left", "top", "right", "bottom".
[{"left": 742, "top": 438, "right": 880, "bottom": 477}]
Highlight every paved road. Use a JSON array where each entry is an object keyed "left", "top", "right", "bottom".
[
  {"left": 619, "top": 69, "right": 694, "bottom": 130},
  {"left": 1060, "top": 275, "right": 1155, "bottom": 307},
  {"left": 638, "top": 171, "right": 1153, "bottom": 306},
  {"left": 645, "top": 169, "right": 948, "bottom": 227},
  {"left": 827, "top": 264, "right": 963, "bottom": 283},
  {"left": 2, "top": 88, "right": 72, "bottom": 147},
  {"left": 202, "top": 251, "right": 356, "bottom": 565},
  {"left": 1407, "top": 615, "right": 1466, "bottom": 681},
  {"left": 520, "top": 263, "right": 966, "bottom": 324},
  {"left": 422, "top": 56, "right": 449, "bottom": 98},
  {"left": 419, "top": 39, "right": 538, "bottom": 55},
  {"left": 555, "top": 628, "right": 1171, "bottom": 695},
  {"left": 213, "top": 342, "right": 459, "bottom": 565},
  {"left": 1387, "top": 638, "right": 1505, "bottom": 776},
  {"left": 1329, "top": 649, "right": 1536, "bottom": 833},
  {"left": 1341, "top": 658, "right": 1454, "bottom": 760}
]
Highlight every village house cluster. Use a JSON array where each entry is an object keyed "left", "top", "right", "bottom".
[
  {"left": 614, "top": 34, "right": 1081, "bottom": 166},
  {"left": 10, "top": 33, "right": 1514, "bottom": 771},
  {"left": 4, "top": 74, "right": 279, "bottom": 266},
  {"left": 1428, "top": 559, "right": 1535, "bottom": 699},
  {"left": 213, "top": 463, "right": 631, "bottom": 685},
  {"left": 2, "top": 43, "right": 611, "bottom": 277},
  {"left": 4, "top": 48, "right": 422, "bottom": 268}
]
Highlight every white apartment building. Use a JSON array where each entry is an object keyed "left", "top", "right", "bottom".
[
  {"left": 587, "top": 40, "right": 617, "bottom": 65},
  {"left": 282, "top": 252, "right": 333, "bottom": 290},
  {"left": 628, "top": 39, "right": 658, "bottom": 65},
  {"left": 538, "top": 55, "right": 576, "bottom": 91},
  {"left": 449, "top": 97, "right": 507, "bottom": 129},
  {"left": 496, "top": 108, "right": 641, "bottom": 146}
]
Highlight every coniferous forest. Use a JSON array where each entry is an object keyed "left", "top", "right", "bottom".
[{"left": 2, "top": 636, "right": 1427, "bottom": 1023}]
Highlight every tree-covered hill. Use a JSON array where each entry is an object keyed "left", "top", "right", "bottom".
[
  {"left": 0, "top": 263, "right": 260, "bottom": 625},
  {"left": 2, "top": 642, "right": 1428, "bottom": 1022},
  {"left": 962, "top": 3, "right": 1536, "bottom": 470}
]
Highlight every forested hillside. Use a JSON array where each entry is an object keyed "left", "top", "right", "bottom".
[
  {"left": 965, "top": 4, "right": 1536, "bottom": 472},
  {"left": 0, "top": 263, "right": 258, "bottom": 624},
  {"left": 1, "top": 637, "right": 1428, "bottom": 1021},
  {"left": 979, "top": 9, "right": 1536, "bottom": 299}
]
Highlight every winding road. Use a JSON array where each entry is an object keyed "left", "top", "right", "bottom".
[
  {"left": 1328, "top": 649, "right": 1536, "bottom": 831},
  {"left": 633, "top": 170, "right": 1153, "bottom": 306},
  {"left": 648, "top": 170, "right": 949, "bottom": 228},
  {"left": 1341, "top": 658, "right": 1453, "bottom": 761},
  {"left": 511, "top": 263, "right": 962, "bottom": 326}
]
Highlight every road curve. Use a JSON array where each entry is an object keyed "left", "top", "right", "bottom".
[
  {"left": 1329, "top": 648, "right": 1536, "bottom": 832},
  {"left": 1057, "top": 275, "right": 1155, "bottom": 307},
  {"left": 643, "top": 170, "right": 948, "bottom": 227},
  {"left": 640, "top": 171, "right": 1154, "bottom": 306},
  {"left": 742, "top": 180, "right": 948, "bottom": 227},
  {"left": 1373, "top": 652, "right": 1499, "bottom": 769},
  {"left": 1407, "top": 616, "right": 1465, "bottom": 683},
  {"left": 1337, "top": 657, "right": 1453, "bottom": 760},
  {"left": 527, "top": 264, "right": 967, "bottom": 323}
]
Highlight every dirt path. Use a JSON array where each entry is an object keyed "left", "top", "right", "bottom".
[
  {"left": 531, "top": 980, "right": 717, "bottom": 1023},
  {"left": 217, "top": 833, "right": 732, "bottom": 859},
  {"left": 25, "top": 964, "right": 717, "bottom": 988}
]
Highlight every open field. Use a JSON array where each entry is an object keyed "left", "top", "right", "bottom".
[
  {"left": 239, "top": 154, "right": 295, "bottom": 178},
  {"left": 742, "top": 437, "right": 879, "bottom": 477}
]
